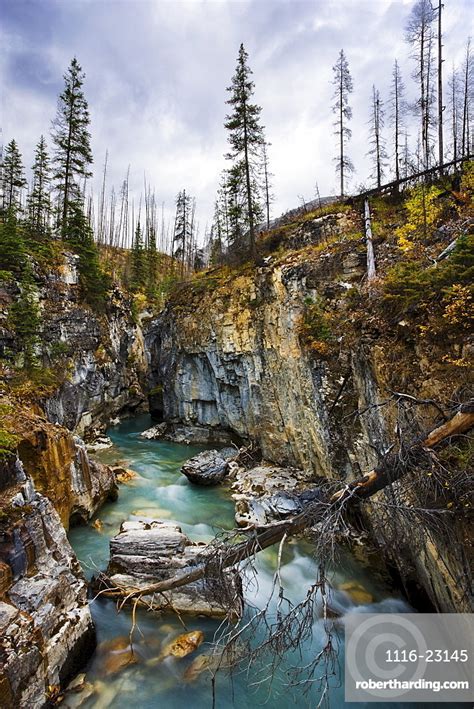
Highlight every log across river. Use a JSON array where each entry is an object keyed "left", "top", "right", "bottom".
[{"left": 68, "top": 414, "right": 416, "bottom": 709}]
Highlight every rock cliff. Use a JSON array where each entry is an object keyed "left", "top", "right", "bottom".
[
  {"left": 146, "top": 209, "right": 472, "bottom": 614},
  {"left": 0, "top": 456, "right": 95, "bottom": 708}
]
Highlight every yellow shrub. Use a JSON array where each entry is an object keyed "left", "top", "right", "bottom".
[{"left": 395, "top": 185, "right": 443, "bottom": 250}]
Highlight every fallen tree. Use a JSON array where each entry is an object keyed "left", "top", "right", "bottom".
[{"left": 96, "top": 402, "right": 473, "bottom": 602}]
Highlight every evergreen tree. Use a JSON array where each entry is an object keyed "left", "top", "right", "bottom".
[
  {"left": 225, "top": 43, "right": 264, "bottom": 256},
  {"left": 172, "top": 190, "right": 193, "bottom": 273},
  {"left": 226, "top": 162, "right": 245, "bottom": 249},
  {"left": 367, "top": 86, "right": 388, "bottom": 188},
  {"left": 332, "top": 49, "right": 354, "bottom": 197},
  {"left": 9, "top": 262, "right": 40, "bottom": 370},
  {"left": 65, "top": 202, "right": 108, "bottom": 310},
  {"left": 28, "top": 136, "right": 51, "bottom": 236},
  {"left": 1, "top": 139, "right": 27, "bottom": 214},
  {"left": 131, "top": 221, "right": 146, "bottom": 290},
  {"left": 52, "top": 57, "right": 93, "bottom": 234},
  {"left": 0, "top": 207, "right": 26, "bottom": 274}
]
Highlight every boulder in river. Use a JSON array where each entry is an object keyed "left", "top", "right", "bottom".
[
  {"left": 181, "top": 448, "right": 237, "bottom": 485},
  {"left": 231, "top": 465, "right": 316, "bottom": 526},
  {"left": 95, "top": 519, "right": 242, "bottom": 619}
]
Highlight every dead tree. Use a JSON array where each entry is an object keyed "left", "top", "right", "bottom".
[
  {"left": 390, "top": 60, "right": 407, "bottom": 183},
  {"left": 436, "top": 0, "right": 444, "bottom": 169},
  {"left": 364, "top": 198, "right": 376, "bottom": 283},
  {"left": 332, "top": 49, "right": 354, "bottom": 197},
  {"left": 405, "top": 0, "right": 436, "bottom": 170},
  {"left": 461, "top": 37, "right": 472, "bottom": 158}
]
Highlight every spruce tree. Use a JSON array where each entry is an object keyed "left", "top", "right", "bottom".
[
  {"left": 225, "top": 43, "right": 264, "bottom": 256},
  {"left": 52, "top": 57, "right": 93, "bottom": 234},
  {"left": 332, "top": 49, "right": 354, "bottom": 197},
  {"left": 172, "top": 190, "right": 193, "bottom": 273},
  {"left": 0, "top": 207, "right": 26, "bottom": 274},
  {"left": 9, "top": 262, "right": 40, "bottom": 370},
  {"left": 66, "top": 202, "right": 108, "bottom": 310},
  {"left": 28, "top": 135, "right": 51, "bottom": 236},
  {"left": 1, "top": 139, "right": 27, "bottom": 214},
  {"left": 131, "top": 221, "right": 146, "bottom": 290}
]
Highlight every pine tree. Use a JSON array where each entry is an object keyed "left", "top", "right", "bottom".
[
  {"left": 172, "top": 190, "right": 193, "bottom": 273},
  {"left": 9, "top": 262, "right": 40, "bottom": 370},
  {"left": 52, "top": 57, "right": 93, "bottom": 234},
  {"left": 0, "top": 207, "right": 26, "bottom": 274},
  {"left": 332, "top": 49, "right": 354, "bottom": 197},
  {"left": 225, "top": 43, "right": 264, "bottom": 256},
  {"left": 131, "top": 221, "right": 146, "bottom": 291},
  {"left": 226, "top": 163, "right": 245, "bottom": 250},
  {"left": 28, "top": 136, "right": 51, "bottom": 236},
  {"left": 405, "top": 0, "right": 436, "bottom": 170},
  {"left": 389, "top": 60, "right": 407, "bottom": 182},
  {"left": 1, "top": 139, "right": 27, "bottom": 214},
  {"left": 367, "top": 86, "right": 387, "bottom": 188},
  {"left": 65, "top": 202, "right": 108, "bottom": 311}
]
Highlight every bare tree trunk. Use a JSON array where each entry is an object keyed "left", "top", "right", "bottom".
[
  {"left": 340, "top": 77, "right": 344, "bottom": 197},
  {"left": 364, "top": 198, "right": 376, "bottom": 283},
  {"left": 394, "top": 62, "right": 400, "bottom": 183},
  {"left": 98, "top": 150, "right": 108, "bottom": 244},
  {"left": 437, "top": 0, "right": 444, "bottom": 170},
  {"left": 462, "top": 38, "right": 471, "bottom": 158}
]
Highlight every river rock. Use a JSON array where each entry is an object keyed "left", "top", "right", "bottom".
[
  {"left": 231, "top": 465, "right": 314, "bottom": 527},
  {"left": 95, "top": 519, "right": 242, "bottom": 619},
  {"left": 158, "top": 630, "right": 204, "bottom": 660},
  {"left": 235, "top": 492, "right": 303, "bottom": 527},
  {"left": 181, "top": 448, "right": 237, "bottom": 485}
]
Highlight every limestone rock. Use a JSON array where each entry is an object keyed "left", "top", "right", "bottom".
[
  {"left": 2, "top": 404, "right": 117, "bottom": 528},
  {"left": 181, "top": 448, "right": 237, "bottom": 485},
  {"left": 0, "top": 458, "right": 95, "bottom": 709},
  {"left": 96, "top": 519, "right": 242, "bottom": 619}
]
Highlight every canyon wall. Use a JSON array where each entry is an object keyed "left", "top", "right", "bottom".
[{"left": 147, "top": 219, "right": 471, "bottom": 613}]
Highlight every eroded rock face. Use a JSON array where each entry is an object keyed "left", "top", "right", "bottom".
[
  {"left": 0, "top": 457, "right": 95, "bottom": 708},
  {"left": 8, "top": 407, "right": 117, "bottom": 528},
  {"left": 146, "top": 249, "right": 471, "bottom": 613},
  {"left": 96, "top": 519, "right": 242, "bottom": 619},
  {"left": 147, "top": 264, "right": 360, "bottom": 478},
  {"left": 42, "top": 283, "right": 147, "bottom": 437}
]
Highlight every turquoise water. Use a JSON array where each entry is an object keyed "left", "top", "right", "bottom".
[{"left": 68, "top": 415, "right": 414, "bottom": 709}]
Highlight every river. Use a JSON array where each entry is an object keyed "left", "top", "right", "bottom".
[{"left": 68, "top": 414, "right": 414, "bottom": 709}]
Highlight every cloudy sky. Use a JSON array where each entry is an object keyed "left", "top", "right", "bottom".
[{"left": 0, "top": 0, "right": 471, "bottom": 242}]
